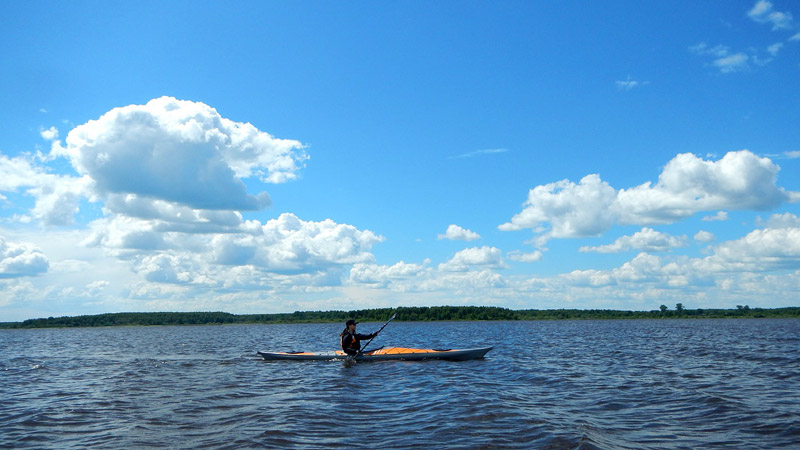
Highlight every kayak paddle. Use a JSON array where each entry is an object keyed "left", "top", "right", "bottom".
[{"left": 354, "top": 312, "right": 396, "bottom": 358}]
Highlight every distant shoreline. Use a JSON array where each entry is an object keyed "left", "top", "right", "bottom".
[{"left": 1, "top": 305, "right": 798, "bottom": 329}]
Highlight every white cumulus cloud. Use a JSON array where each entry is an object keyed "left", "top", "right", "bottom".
[
  {"left": 579, "top": 227, "right": 688, "bottom": 254},
  {"left": 102, "top": 194, "right": 246, "bottom": 232},
  {"left": 709, "top": 227, "right": 800, "bottom": 271},
  {"left": 135, "top": 252, "right": 210, "bottom": 285},
  {"left": 694, "top": 230, "right": 715, "bottom": 243},
  {"left": 0, "top": 236, "right": 49, "bottom": 278},
  {"left": 40, "top": 126, "right": 58, "bottom": 141},
  {"left": 703, "top": 211, "right": 729, "bottom": 222},
  {"left": 0, "top": 154, "right": 93, "bottom": 226},
  {"left": 438, "top": 224, "right": 481, "bottom": 241},
  {"left": 349, "top": 261, "right": 432, "bottom": 286},
  {"left": 620, "top": 151, "right": 794, "bottom": 216},
  {"left": 86, "top": 212, "right": 385, "bottom": 282},
  {"left": 53, "top": 96, "right": 307, "bottom": 212},
  {"left": 500, "top": 150, "right": 798, "bottom": 246},
  {"left": 499, "top": 173, "right": 617, "bottom": 242},
  {"left": 759, "top": 212, "right": 800, "bottom": 229},
  {"left": 439, "top": 246, "right": 506, "bottom": 272},
  {"left": 231, "top": 213, "right": 385, "bottom": 272},
  {"left": 508, "top": 250, "right": 543, "bottom": 262}
]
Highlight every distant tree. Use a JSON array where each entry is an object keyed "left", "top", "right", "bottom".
[
  {"left": 660, "top": 305, "right": 668, "bottom": 313},
  {"left": 676, "top": 303, "right": 684, "bottom": 314}
]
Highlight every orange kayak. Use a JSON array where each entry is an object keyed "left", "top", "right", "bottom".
[{"left": 257, "top": 346, "right": 492, "bottom": 361}]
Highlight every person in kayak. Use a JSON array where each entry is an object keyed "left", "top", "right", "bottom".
[{"left": 340, "top": 319, "right": 378, "bottom": 355}]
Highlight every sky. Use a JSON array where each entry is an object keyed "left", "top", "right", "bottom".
[{"left": 1, "top": 1, "right": 799, "bottom": 321}]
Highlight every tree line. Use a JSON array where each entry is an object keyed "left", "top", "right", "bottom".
[{"left": 1, "top": 305, "right": 798, "bottom": 329}]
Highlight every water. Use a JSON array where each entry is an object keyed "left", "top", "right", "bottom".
[{"left": 1, "top": 319, "right": 798, "bottom": 449}]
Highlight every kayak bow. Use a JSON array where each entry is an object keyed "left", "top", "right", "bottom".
[{"left": 257, "top": 346, "right": 492, "bottom": 362}]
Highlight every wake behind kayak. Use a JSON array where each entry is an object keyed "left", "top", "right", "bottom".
[{"left": 257, "top": 346, "right": 492, "bottom": 361}]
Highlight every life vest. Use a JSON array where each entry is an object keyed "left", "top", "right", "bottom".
[{"left": 341, "top": 331, "right": 359, "bottom": 351}]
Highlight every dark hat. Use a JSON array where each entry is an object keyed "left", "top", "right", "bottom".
[{"left": 346, "top": 319, "right": 358, "bottom": 326}]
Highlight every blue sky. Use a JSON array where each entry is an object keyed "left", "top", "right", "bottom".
[{"left": 1, "top": 1, "right": 799, "bottom": 321}]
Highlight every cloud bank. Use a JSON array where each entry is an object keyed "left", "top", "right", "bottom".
[{"left": 3, "top": 95, "right": 800, "bottom": 317}]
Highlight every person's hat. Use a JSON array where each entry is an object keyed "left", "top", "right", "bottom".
[{"left": 346, "top": 319, "right": 358, "bottom": 326}]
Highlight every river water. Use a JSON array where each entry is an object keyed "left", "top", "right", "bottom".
[{"left": 1, "top": 319, "right": 798, "bottom": 449}]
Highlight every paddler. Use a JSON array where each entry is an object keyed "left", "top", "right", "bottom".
[{"left": 340, "top": 319, "right": 379, "bottom": 356}]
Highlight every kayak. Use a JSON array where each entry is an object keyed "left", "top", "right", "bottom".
[{"left": 257, "top": 346, "right": 492, "bottom": 361}]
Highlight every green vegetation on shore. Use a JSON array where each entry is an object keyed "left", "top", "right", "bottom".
[{"left": 1, "top": 305, "right": 798, "bottom": 329}]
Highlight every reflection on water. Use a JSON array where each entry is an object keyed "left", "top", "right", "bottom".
[{"left": 2, "top": 319, "right": 799, "bottom": 449}]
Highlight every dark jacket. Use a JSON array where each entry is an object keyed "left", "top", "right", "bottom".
[{"left": 340, "top": 329, "right": 377, "bottom": 355}]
